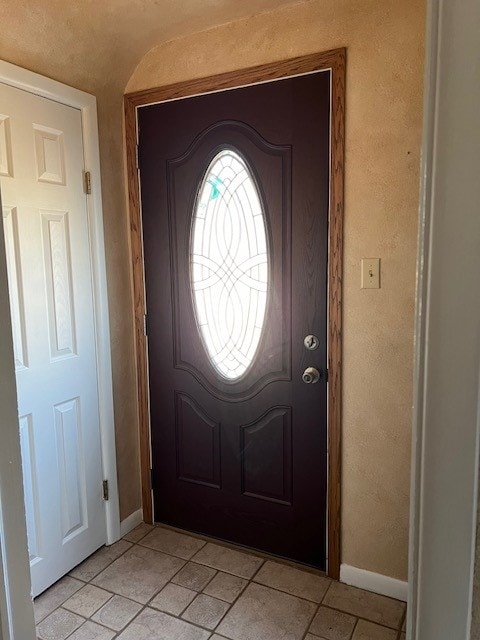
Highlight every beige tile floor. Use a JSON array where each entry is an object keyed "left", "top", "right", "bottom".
[{"left": 34, "top": 523, "right": 407, "bottom": 640}]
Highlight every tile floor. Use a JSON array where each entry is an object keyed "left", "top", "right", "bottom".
[{"left": 34, "top": 523, "right": 407, "bottom": 640}]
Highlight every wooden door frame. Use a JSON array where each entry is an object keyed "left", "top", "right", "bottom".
[{"left": 124, "top": 48, "right": 345, "bottom": 580}]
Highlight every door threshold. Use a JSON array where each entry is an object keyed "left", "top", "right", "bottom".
[{"left": 153, "top": 520, "right": 327, "bottom": 578}]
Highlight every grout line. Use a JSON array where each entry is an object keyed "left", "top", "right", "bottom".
[
  {"left": 300, "top": 598, "right": 321, "bottom": 640},
  {"left": 396, "top": 607, "right": 407, "bottom": 639},
  {"left": 67, "top": 538, "right": 134, "bottom": 584},
  {"left": 249, "top": 558, "right": 266, "bottom": 582},
  {"left": 199, "top": 568, "right": 220, "bottom": 593},
  {"left": 314, "top": 603, "right": 403, "bottom": 633},
  {"left": 320, "top": 578, "right": 333, "bottom": 605},
  {"left": 202, "top": 571, "right": 250, "bottom": 609},
  {"left": 350, "top": 617, "right": 360, "bottom": 638},
  {"left": 123, "top": 530, "right": 151, "bottom": 545},
  {"left": 245, "top": 580, "right": 327, "bottom": 606}
]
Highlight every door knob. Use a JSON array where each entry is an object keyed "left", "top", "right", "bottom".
[{"left": 302, "top": 367, "right": 320, "bottom": 384}]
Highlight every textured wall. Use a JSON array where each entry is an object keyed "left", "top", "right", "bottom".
[{"left": 129, "top": 0, "right": 425, "bottom": 581}]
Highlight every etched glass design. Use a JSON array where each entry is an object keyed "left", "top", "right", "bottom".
[{"left": 190, "top": 149, "right": 269, "bottom": 380}]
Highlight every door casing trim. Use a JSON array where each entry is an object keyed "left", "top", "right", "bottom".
[
  {"left": 124, "top": 48, "right": 345, "bottom": 579},
  {"left": 0, "top": 59, "right": 121, "bottom": 545}
]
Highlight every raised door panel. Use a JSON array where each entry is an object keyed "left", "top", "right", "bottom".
[
  {"left": 2, "top": 205, "right": 28, "bottom": 369},
  {"left": 34, "top": 125, "right": 66, "bottom": 185},
  {"left": 19, "top": 413, "right": 41, "bottom": 564},
  {"left": 0, "top": 114, "right": 13, "bottom": 177},
  {"left": 41, "top": 210, "right": 76, "bottom": 359},
  {"left": 175, "top": 392, "right": 221, "bottom": 489},
  {"left": 54, "top": 397, "right": 87, "bottom": 542},
  {"left": 241, "top": 407, "right": 293, "bottom": 505}
]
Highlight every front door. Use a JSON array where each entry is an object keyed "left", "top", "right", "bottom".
[
  {"left": 0, "top": 82, "right": 106, "bottom": 595},
  {"left": 139, "top": 71, "right": 330, "bottom": 568}
]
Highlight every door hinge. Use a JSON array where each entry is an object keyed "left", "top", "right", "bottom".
[
  {"left": 84, "top": 170, "right": 92, "bottom": 195},
  {"left": 135, "top": 144, "right": 139, "bottom": 170},
  {"left": 102, "top": 479, "right": 109, "bottom": 501},
  {"left": 150, "top": 468, "right": 154, "bottom": 487},
  {"left": 143, "top": 314, "right": 148, "bottom": 336}
]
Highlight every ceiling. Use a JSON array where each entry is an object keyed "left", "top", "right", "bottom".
[{"left": 0, "top": 0, "right": 304, "bottom": 94}]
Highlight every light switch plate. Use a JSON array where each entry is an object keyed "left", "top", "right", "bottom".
[{"left": 361, "top": 258, "right": 380, "bottom": 289}]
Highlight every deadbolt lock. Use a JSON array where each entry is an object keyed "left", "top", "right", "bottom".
[{"left": 304, "top": 334, "right": 320, "bottom": 351}]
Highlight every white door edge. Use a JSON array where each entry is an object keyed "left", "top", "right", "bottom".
[
  {"left": 409, "top": 0, "right": 480, "bottom": 638},
  {"left": 0, "top": 184, "right": 36, "bottom": 639},
  {"left": 0, "top": 59, "right": 121, "bottom": 546}
]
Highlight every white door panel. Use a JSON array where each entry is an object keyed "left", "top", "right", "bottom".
[{"left": 0, "top": 82, "right": 106, "bottom": 596}]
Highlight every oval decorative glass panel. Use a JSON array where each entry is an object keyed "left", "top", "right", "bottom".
[{"left": 190, "top": 149, "right": 269, "bottom": 381}]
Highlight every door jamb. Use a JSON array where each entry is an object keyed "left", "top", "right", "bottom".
[
  {"left": 124, "top": 48, "right": 345, "bottom": 579},
  {"left": 0, "top": 59, "right": 121, "bottom": 545}
]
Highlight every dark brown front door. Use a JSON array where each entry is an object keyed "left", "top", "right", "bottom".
[{"left": 138, "top": 71, "right": 330, "bottom": 569}]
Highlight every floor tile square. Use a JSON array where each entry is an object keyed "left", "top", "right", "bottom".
[
  {"left": 37, "top": 608, "right": 85, "bottom": 640},
  {"left": 116, "top": 607, "right": 211, "bottom": 639},
  {"left": 172, "top": 561, "right": 216, "bottom": 591},
  {"left": 91, "top": 595, "right": 142, "bottom": 631},
  {"left": 352, "top": 620, "right": 397, "bottom": 639},
  {"left": 70, "top": 540, "right": 132, "bottom": 582},
  {"left": 182, "top": 593, "right": 230, "bottom": 630},
  {"left": 254, "top": 560, "right": 330, "bottom": 603},
  {"left": 323, "top": 582, "right": 405, "bottom": 629},
  {"left": 203, "top": 571, "right": 248, "bottom": 603},
  {"left": 34, "top": 576, "right": 84, "bottom": 624},
  {"left": 140, "top": 526, "right": 206, "bottom": 559},
  {"left": 305, "top": 635, "right": 327, "bottom": 640},
  {"left": 216, "top": 582, "right": 317, "bottom": 640},
  {"left": 123, "top": 523, "right": 154, "bottom": 543},
  {"left": 92, "top": 545, "right": 185, "bottom": 604},
  {"left": 63, "top": 584, "right": 112, "bottom": 618},
  {"left": 192, "top": 542, "right": 264, "bottom": 579},
  {"left": 309, "top": 606, "right": 357, "bottom": 640},
  {"left": 67, "top": 621, "right": 116, "bottom": 640},
  {"left": 150, "top": 583, "right": 197, "bottom": 615}
]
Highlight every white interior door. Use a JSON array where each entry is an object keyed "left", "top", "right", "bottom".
[{"left": 0, "top": 82, "right": 106, "bottom": 597}]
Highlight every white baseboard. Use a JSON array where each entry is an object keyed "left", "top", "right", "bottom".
[
  {"left": 119, "top": 509, "right": 144, "bottom": 538},
  {"left": 340, "top": 564, "right": 408, "bottom": 602}
]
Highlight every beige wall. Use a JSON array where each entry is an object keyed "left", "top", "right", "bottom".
[
  {"left": 128, "top": 0, "right": 425, "bottom": 581},
  {"left": 0, "top": 0, "right": 425, "bottom": 581}
]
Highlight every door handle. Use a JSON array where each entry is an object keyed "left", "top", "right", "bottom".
[{"left": 302, "top": 367, "right": 320, "bottom": 384}]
